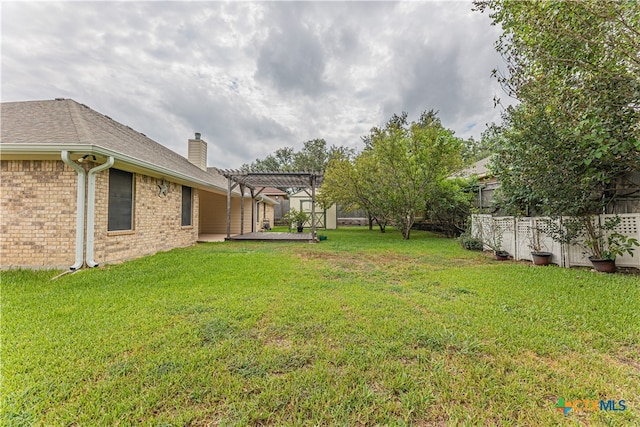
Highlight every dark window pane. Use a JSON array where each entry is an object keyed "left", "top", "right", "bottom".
[
  {"left": 182, "top": 186, "right": 192, "bottom": 226},
  {"left": 108, "top": 169, "right": 133, "bottom": 231}
]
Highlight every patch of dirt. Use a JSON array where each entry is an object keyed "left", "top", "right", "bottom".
[
  {"left": 607, "top": 345, "right": 640, "bottom": 371},
  {"left": 617, "top": 355, "right": 640, "bottom": 371},
  {"left": 614, "top": 266, "right": 640, "bottom": 276},
  {"left": 296, "top": 250, "right": 373, "bottom": 270},
  {"left": 264, "top": 335, "right": 293, "bottom": 350}
]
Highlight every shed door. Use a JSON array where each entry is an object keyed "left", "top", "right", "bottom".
[{"left": 300, "top": 199, "right": 325, "bottom": 228}]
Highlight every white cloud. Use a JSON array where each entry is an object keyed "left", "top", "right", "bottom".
[{"left": 1, "top": 1, "right": 510, "bottom": 167}]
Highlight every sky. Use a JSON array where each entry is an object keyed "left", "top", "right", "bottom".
[{"left": 1, "top": 1, "right": 510, "bottom": 168}]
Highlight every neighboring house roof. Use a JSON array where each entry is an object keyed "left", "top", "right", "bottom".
[
  {"left": 456, "top": 156, "right": 493, "bottom": 180},
  {"left": 259, "top": 187, "right": 289, "bottom": 198},
  {"left": 0, "top": 99, "right": 231, "bottom": 193}
]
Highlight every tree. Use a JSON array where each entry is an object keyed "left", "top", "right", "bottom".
[
  {"left": 242, "top": 139, "right": 352, "bottom": 172},
  {"left": 475, "top": 0, "right": 640, "bottom": 218},
  {"left": 318, "top": 151, "right": 391, "bottom": 232},
  {"left": 425, "top": 177, "right": 477, "bottom": 237},
  {"left": 461, "top": 136, "right": 492, "bottom": 164},
  {"left": 321, "top": 110, "right": 464, "bottom": 239}
]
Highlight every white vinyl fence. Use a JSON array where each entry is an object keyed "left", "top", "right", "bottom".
[{"left": 471, "top": 214, "right": 640, "bottom": 269}]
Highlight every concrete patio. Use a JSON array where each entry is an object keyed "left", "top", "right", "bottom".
[{"left": 226, "top": 232, "right": 316, "bottom": 243}]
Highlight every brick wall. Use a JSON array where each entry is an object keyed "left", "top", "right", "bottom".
[
  {"left": 93, "top": 170, "right": 199, "bottom": 265},
  {"left": 1, "top": 160, "right": 77, "bottom": 268},
  {"left": 1, "top": 160, "right": 200, "bottom": 269}
]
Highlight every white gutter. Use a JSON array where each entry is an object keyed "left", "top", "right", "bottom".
[
  {"left": 60, "top": 151, "right": 86, "bottom": 270},
  {"left": 86, "top": 156, "right": 115, "bottom": 267},
  {"left": 256, "top": 195, "right": 279, "bottom": 205}
]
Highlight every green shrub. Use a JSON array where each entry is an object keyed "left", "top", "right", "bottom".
[{"left": 458, "top": 232, "right": 483, "bottom": 251}]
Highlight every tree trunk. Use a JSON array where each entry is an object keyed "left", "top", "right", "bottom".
[{"left": 401, "top": 214, "right": 415, "bottom": 240}]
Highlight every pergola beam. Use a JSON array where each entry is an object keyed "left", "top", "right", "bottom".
[{"left": 220, "top": 170, "right": 324, "bottom": 241}]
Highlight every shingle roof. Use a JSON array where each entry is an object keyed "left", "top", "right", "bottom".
[
  {"left": 260, "top": 187, "right": 289, "bottom": 197},
  {"left": 456, "top": 156, "right": 492, "bottom": 179},
  {"left": 1, "top": 99, "right": 230, "bottom": 192}
]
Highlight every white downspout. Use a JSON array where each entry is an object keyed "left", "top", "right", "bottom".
[
  {"left": 86, "top": 157, "right": 115, "bottom": 267},
  {"left": 61, "top": 151, "right": 86, "bottom": 270}
]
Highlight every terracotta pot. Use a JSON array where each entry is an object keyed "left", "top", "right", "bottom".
[
  {"left": 531, "top": 252, "right": 552, "bottom": 266},
  {"left": 589, "top": 257, "right": 616, "bottom": 273},
  {"left": 495, "top": 251, "right": 509, "bottom": 261}
]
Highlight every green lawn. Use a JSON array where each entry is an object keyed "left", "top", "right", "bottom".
[{"left": 2, "top": 227, "right": 639, "bottom": 426}]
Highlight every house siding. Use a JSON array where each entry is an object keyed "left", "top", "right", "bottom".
[
  {"left": 199, "top": 191, "right": 252, "bottom": 234},
  {"left": 1, "top": 160, "right": 77, "bottom": 268},
  {"left": 230, "top": 197, "right": 253, "bottom": 234},
  {"left": 93, "top": 171, "right": 199, "bottom": 265},
  {"left": 256, "top": 202, "right": 275, "bottom": 230}
]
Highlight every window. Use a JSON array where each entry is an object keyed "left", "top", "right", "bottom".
[
  {"left": 182, "top": 186, "right": 192, "bottom": 226},
  {"left": 108, "top": 169, "right": 134, "bottom": 231}
]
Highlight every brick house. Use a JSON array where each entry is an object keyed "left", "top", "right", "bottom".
[{"left": 1, "top": 99, "right": 277, "bottom": 269}]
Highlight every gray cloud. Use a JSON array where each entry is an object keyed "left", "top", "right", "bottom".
[
  {"left": 254, "top": 4, "right": 330, "bottom": 96},
  {"left": 2, "top": 1, "right": 509, "bottom": 167}
]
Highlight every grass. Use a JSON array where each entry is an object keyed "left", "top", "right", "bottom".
[{"left": 2, "top": 227, "right": 639, "bottom": 426}]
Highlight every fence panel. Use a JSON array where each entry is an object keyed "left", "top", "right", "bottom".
[
  {"left": 566, "top": 242, "right": 592, "bottom": 267},
  {"left": 515, "top": 218, "right": 532, "bottom": 260},
  {"left": 495, "top": 217, "right": 516, "bottom": 257},
  {"left": 472, "top": 214, "right": 492, "bottom": 249},
  {"left": 533, "top": 217, "right": 564, "bottom": 266},
  {"left": 471, "top": 213, "right": 640, "bottom": 269},
  {"left": 511, "top": 217, "right": 564, "bottom": 265}
]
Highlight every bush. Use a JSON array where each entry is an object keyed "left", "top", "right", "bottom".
[{"left": 459, "top": 232, "right": 483, "bottom": 251}]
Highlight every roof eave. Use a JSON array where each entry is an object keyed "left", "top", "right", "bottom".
[
  {"left": 258, "top": 195, "right": 279, "bottom": 205},
  {"left": 0, "top": 143, "right": 228, "bottom": 194}
]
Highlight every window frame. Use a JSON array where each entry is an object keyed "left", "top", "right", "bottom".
[
  {"left": 107, "top": 169, "right": 135, "bottom": 232},
  {"left": 181, "top": 185, "right": 193, "bottom": 227}
]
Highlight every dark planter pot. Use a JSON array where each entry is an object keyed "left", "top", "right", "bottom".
[
  {"left": 297, "top": 226, "right": 304, "bottom": 233},
  {"left": 589, "top": 257, "right": 616, "bottom": 273},
  {"left": 531, "top": 252, "right": 552, "bottom": 266},
  {"left": 495, "top": 251, "right": 509, "bottom": 261}
]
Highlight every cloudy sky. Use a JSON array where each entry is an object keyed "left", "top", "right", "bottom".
[{"left": 2, "top": 1, "right": 509, "bottom": 168}]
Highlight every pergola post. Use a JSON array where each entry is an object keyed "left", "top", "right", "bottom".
[
  {"left": 240, "top": 184, "right": 245, "bottom": 235},
  {"left": 250, "top": 188, "right": 256, "bottom": 232},
  {"left": 226, "top": 177, "right": 232, "bottom": 240},
  {"left": 311, "top": 174, "right": 317, "bottom": 240}
]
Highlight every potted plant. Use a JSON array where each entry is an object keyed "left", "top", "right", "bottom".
[
  {"left": 582, "top": 217, "right": 639, "bottom": 273},
  {"left": 549, "top": 216, "right": 639, "bottom": 273},
  {"left": 284, "top": 208, "right": 311, "bottom": 233},
  {"left": 527, "top": 223, "right": 552, "bottom": 266}
]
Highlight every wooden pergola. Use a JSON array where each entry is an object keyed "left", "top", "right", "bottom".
[{"left": 218, "top": 170, "right": 323, "bottom": 240}]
